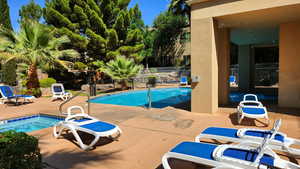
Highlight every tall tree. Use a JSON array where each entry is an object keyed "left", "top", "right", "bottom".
[
  {"left": 0, "top": 21, "right": 79, "bottom": 92},
  {"left": 169, "top": 0, "right": 190, "bottom": 23},
  {"left": 0, "top": 0, "right": 12, "bottom": 30},
  {"left": 0, "top": 0, "right": 16, "bottom": 85},
  {"left": 44, "top": 0, "right": 145, "bottom": 65},
  {"left": 152, "top": 11, "right": 188, "bottom": 66},
  {"left": 19, "top": 0, "right": 43, "bottom": 23}
]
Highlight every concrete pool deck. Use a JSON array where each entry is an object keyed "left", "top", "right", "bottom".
[{"left": 0, "top": 97, "right": 299, "bottom": 169}]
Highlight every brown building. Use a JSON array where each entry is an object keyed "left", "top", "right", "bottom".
[{"left": 187, "top": 0, "right": 300, "bottom": 113}]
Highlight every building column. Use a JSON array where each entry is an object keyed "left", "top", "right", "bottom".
[
  {"left": 238, "top": 45, "right": 253, "bottom": 92},
  {"left": 279, "top": 22, "right": 300, "bottom": 108},
  {"left": 191, "top": 17, "right": 218, "bottom": 114},
  {"left": 217, "top": 28, "right": 230, "bottom": 105}
]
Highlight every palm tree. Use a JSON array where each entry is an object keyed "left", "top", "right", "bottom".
[
  {"left": 169, "top": 0, "right": 190, "bottom": 22},
  {"left": 0, "top": 20, "right": 79, "bottom": 90},
  {"left": 102, "top": 56, "right": 143, "bottom": 90}
]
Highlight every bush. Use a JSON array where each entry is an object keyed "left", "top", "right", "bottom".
[
  {"left": 39, "top": 78, "right": 56, "bottom": 88},
  {"left": 147, "top": 75, "right": 157, "bottom": 87},
  {"left": 149, "top": 68, "right": 157, "bottom": 73},
  {"left": 2, "top": 60, "right": 17, "bottom": 85},
  {"left": 0, "top": 131, "right": 42, "bottom": 169},
  {"left": 74, "top": 62, "right": 87, "bottom": 71},
  {"left": 22, "top": 88, "right": 42, "bottom": 97}
]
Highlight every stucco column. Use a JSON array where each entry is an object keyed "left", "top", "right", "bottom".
[
  {"left": 191, "top": 18, "right": 218, "bottom": 113},
  {"left": 238, "top": 45, "right": 252, "bottom": 91},
  {"left": 217, "top": 28, "right": 230, "bottom": 105},
  {"left": 279, "top": 22, "right": 300, "bottom": 108}
]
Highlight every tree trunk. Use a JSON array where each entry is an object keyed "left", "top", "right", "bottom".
[
  {"left": 120, "top": 80, "right": 128, "bottom": 90},
  {"left": 26, "top": 64, "right": 40, "bottom": 89}
]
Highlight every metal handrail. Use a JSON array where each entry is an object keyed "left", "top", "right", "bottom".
[
  {"left": 59, "top": 90, "right": 91, "bottom": 115},
  {"left": 147, "top": 87, "right": 152, "bottom": 109}
]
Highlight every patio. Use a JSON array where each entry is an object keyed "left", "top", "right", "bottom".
[{"left": 0, "top": 97, "right": 299, "bottom": 169}]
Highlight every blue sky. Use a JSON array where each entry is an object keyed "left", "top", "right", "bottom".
[{"left": 8, "top": 0, "right": 169, "bottom": 31}]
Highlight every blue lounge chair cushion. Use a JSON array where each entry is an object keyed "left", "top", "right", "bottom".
[
  {"left": 0, "top": 86, "right": 14, "bottom": 97},
  {"left": 15, "top": 95, "right": 34, "bottom": 98},
  {"left": 80, "top": 121, "right": 117, "bottom": 132},
  {"left": 170, "top": 142, "right": 217, "bottom": 160},
  {"left": 223, "top": 148, "right": 274, "bottom": 166},
  {"left": 245, "top": 130, "right": 284, "bottom": 142},
  {"left": 229, "top": 76, "right": 236, "bottom": 83},
  {"left": 242, "top": 107, "right": 266, "bottom": 115},
  {"left": 202, "top": 127, "right": 284, "bottom": 142},
  {"left": 202, "top": 127, "right": 239, "bottom": 138},
  {"left": 181, "top": 77, "right": 187, "bottom": 83}
]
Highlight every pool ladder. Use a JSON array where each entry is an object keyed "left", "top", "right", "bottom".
[
  {"left": 59, "top": 90, "right": 91, "bottom": 116},
  {"left": 147, "top": 87, "right": 152, "bottom": 109}
]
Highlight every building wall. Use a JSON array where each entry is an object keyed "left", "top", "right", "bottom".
[
  {"left": 191, "top": 18, "right": 218, "bottom": 113},
  {"left": 217, "top": 28, "right": 230, "bottom": 105},
  {"left": 190, "top": 0, "right": 300, "bottom": 20},
  {"left": 279, "top": 22, "right": 300, "bottom": 108}
]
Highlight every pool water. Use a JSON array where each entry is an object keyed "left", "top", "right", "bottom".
[
  {"left": 90, "top": 87, "right": 277, "bottom": 108},
  {"left": 90, "top": 87, "right": 191, "bottom": 108},
  {"left": 0, "top": 115, "right": 63, "bottom": 133},
  {"left": 230, "top": 92, "right": 277, "bottom": 102}
]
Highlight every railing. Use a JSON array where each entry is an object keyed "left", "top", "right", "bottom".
[
  {"left": 59, "top": 90, "right": 91, "bottom": 115},
  {"left": 147, "top": 87, "right": 152, "bottom": 109}
]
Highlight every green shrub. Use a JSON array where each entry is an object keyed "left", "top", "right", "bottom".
[
  {"left": 0, "top": 131, "right": 42, "bottom": 169},
  {"left": 2, "top": 60, "right": 17, "bottom": 85},
  {"left": 147, "top": 75, "right": 157, "bottom": 87},
  {"left": 22, "top": 88, "right": 42, "bottom": 97},
  {"left": 149, "top": 68, "right": 157, "bottom": 73},
  {"left": 39, "top": 78, "right": 56, "bottom": 88},
  {"left": 74, "top": 62, "right": 87, "bottom": 71}
]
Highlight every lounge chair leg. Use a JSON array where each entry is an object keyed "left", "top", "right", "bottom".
[
  {"left": 162, "top": 154, "right": 172, "bottom": 169},
  {"left": 69, "top": 128, "right": 90, "bottom": 150},
  {"left": 238, "top": 113, "right": 243, "bottom": 124}
]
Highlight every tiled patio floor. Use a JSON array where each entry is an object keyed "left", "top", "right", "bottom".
[{"left": 0, "top": 97, "right": 299, "bottom": 169}]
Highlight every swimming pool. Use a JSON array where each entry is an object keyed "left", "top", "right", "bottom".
[
  {"left": 0, "top": 115, "right": 63, "bottom": 133},
  {"left": 90, "top": 87, "right": 191, "bottom": 108},
  {"left": 90, "top": 87, "right": 277, "bottom": 108}
]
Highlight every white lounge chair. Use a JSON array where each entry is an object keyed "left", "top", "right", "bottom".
[
  {"left": 180, "top": 76, "right": 188, "bottom": 86},
  {"left": 53, "top": 106, "right": 122, "bottom": 150},
  {"left": 195, "top": 119, "right": 300, "bottom": 157},
  {"left": 51, "top": 83, "right": 72, "bottom": 101},
  {"left": 229, "top": 75, "right": 236, "bottom": 86},
  {"left": 162, "top": 121, "right": 300, "bottom": 169},
  {"left": 0, "top": 85, "right": 35, "bottom": 104},
  {"left": 237, "top": 94, "right": 269, "bottom": 125}
]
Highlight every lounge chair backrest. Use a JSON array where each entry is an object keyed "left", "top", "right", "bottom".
[
  {"left": 181, "top": 76, "right": 187, "bottom": 83},
  {"left": 243, "top": 94, "right": 258, "bottom": 102},
  {"left": 229, "top": 75, "right": 236, "bottom": 83},
  {"left": 253, "top": 120, "right": 281, "bottom": 164},
  {"left": 67, "top": 106, "right": 85, "bottom": 117},
  {"left": 52, "top": 83, "right": 64, "bottom": 93},
  {"left": 0, "top": 86, "right": 14, "bottom": 98}
]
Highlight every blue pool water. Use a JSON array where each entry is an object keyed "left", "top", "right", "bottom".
[
  {"left": 90, "top": 87, "right": 191, "bottom": 108},
  {"left": 0, "top": 115, "right": 63, "bottom": 133},
  {"left": 90, "top": 87, "right": 277, "bottom": 108},
  {"left": 230, "top": 92, "right": 277, "bottom": 102}
]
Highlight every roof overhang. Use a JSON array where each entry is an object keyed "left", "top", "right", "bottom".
[{"left": 187, "top": 0, "right": 217, "bottom": 6}]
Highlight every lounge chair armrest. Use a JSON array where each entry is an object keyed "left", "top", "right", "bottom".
[{"left": 65, "top": 113, "right": 90, "bottom": 121}]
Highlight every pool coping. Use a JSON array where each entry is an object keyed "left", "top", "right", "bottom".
[{"left": 0, "top": 113, "right": 65, "bottom": 125}]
